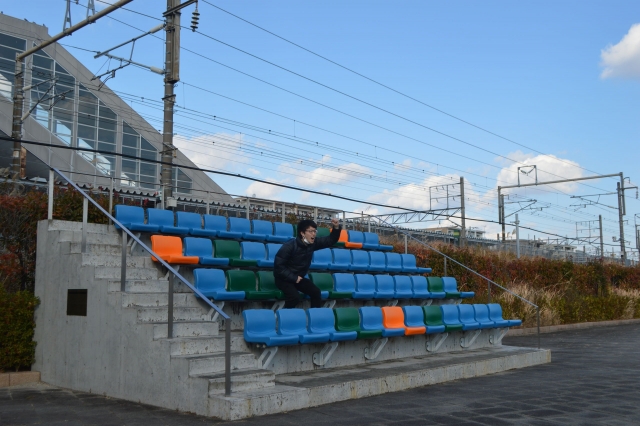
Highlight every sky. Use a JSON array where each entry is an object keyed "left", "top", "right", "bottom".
[{"left": 2, "top": 0, "right": 640, "bottom": 258}]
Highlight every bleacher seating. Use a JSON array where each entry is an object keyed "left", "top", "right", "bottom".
[
  {"left": 256, "top": 271, "right": 284, "bottom": 300},
  {"left": 277, "top": 309, "right": 330, "bottom": 344},
  {"left": 311, "top": 248, "right": 332, "bottom": 270},
  {"left": 426, "top": 277, "right": 447, "bottom": 299},
  {"left": 243, "top": 310, "right": 299, "bottom": 346},
  {"left": 457, "top": 304, "right": 481, "bottom": 331},
  {"left": 442, "top": 277, "right": 475, "bottom": 299},
  {"left": 338, "top": 229, "right": 363, "bottom": 249},
  {"left": 227, "top": 270, "right": 278, "bottom": 300},
  {"left": 422, "top": 306, "right": 447, "bottom": 334},
  {"left": 213, "top": 240, "right": 257, "bottom": 267},
  {"left": 184, "top": 237, "right": 229, "bottom": 266},
  {"left": 382, "top": 306, "right": 425, "bottom": 335},
  {"left": 329, "top": 249, "right": 352, "bottom": 271},
  {"left": 472, "top": 304, "right": 497, "bottom": 329},
  {"left": 269, "top": 223, "right": 294, "bottom": 242},
  {"left": 307, "top": 308, "right": 357, "bottom": 341},
  {"left": 193, "top": 268, "right": 245, "bottom": 300},
  {"left": 349, "top": 250, "right": 370, "bottom": 271},
  {"left": 368, "top": 251, "right": 387, "bottom": 272},
  {"left": 249, "top": 220, "right": 275, "bottom": 242},
  {"left": 240, "top": 241, "right": 268, "bottom": 264},
  {"left": 488, "top": 303, "right": 522, "bottom": 327},
  {"left": 202, "top": 214, "right": 229, "bottom": 238},
  {"left": 402, "top": 306, "right": 430, "bottom": 333},
  {"left": 147, "top": 209, "right": 189, "bottom": 235},
  {"left": 176, "top": 212, "right": 215, "bottom": 237},
  {"left": 360, "top": 307, "right": 404, "bottom": 337},
  {"left": 393, "top": 275, "right": 415, "bottom": 299},
  {"left": 362, "top": 232, "right": 393, "bottom": 251},
  {"left": 114, "top": 205, "right": 159, "bottom": 232},
  {"left": 150, "top": 235, "right": 199, "bottom": 264},
  {"left": 353, "top": 274, "right": 376, "bottom": 299},
  {"left": 259, "top": 243, "right": 282, "bottom": 267},
  {"left": 410, "top": 276, "right": 433, "bottom": 299},
  {"left": 374, "top": 275, "right": 396, "bottom": 299},
  {"left": 400, "top": 254, "right": 431, "bottom": 274},
  {"left": 334, "top": 308, "right": 379, "bottom": 339},
  {"left": 310, "top": 273, "right": 348, "bottom": 299}
]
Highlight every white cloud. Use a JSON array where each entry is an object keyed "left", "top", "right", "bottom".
[
  {"left": 368, "top": 174, "right": 467, "bottom": 211},
  {"left": 247, "top": 168, "right": 261, "bottom": 176},
  {"left": 496, "top": 151, "right": 583, "bottom": 192},
  {"left": 245, "top": 179, "right": 284, "bottom": 199},
  {"left": 278, "top": 159, "right": 371, "bottom": 188},
  {"left": 600, "top": 23, "right": 640, "bottom": 80},
  {"left": 173, "top": 132, "right": 249, "bottom": 172}
]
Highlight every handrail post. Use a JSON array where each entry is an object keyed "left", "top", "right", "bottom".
[
  {"left": 225, "top": 319, "right": 231, "bottom": 396},
  {"left": 487, "top": 281, "right": 491, "bottom": 303},
  {"left": 444, "top": 257, "right": 447, "bottom": 276},
  {"left": 108, "top": 177, "right": 114, "bottom": 225},
  {"left": 48, "top": 169, "right": 54, "bottom": 220},
  {"left": 120, "top": 230, "right": 127, "bottom": 292},
  {"left": 81, "top": 196, "right": 88, "bottom": 253},
  {"left": 537, "top": 306, "right": 540, "bottom": 349},
  {"left": 404, "top": 234, "right": 408, "bottom": 254},
  {"left": 168, "top": 274, "right": 174, "bottom": 339}
]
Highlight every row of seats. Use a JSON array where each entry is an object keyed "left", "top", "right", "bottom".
[
  {"left": 150, "top": 235, "right": 430, "bottom": 273},
  {"left": 193, "top": 268, "right": 474, "bottom": 301},
  {"left": 243, "top": 304, "right": 521, "bottom": 346},
  {"left": 115, "top": 205, "right": 393, "bottom": 251}
]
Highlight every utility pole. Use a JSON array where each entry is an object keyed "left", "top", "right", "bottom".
[
  {"left": 498, "top": 187, "right": 505, "bottom": 242},
  {"left": 459, "top": 176, "right": 466, "bottom": 247},
  {"left": 515, "top": 214, "right": 520, "bottom": 258},
  {"left": 10, "top": 0, "right": 134, "bottom": 183},
  {"left": 617, "top": 182, "right": 626, "bottom": 264},
  {"left": 599, "top": 215, "right": 604, "bottom": 260}
]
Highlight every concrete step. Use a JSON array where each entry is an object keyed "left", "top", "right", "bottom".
[
  {"left": 200, "top": 369, "right": 276, "bottom": 395},
  {"left": 166, "top": 334, "right": 248, "bottom": 355},
  {"left": 122, "top": 292, "right": 202, "bottom": 308},
  {"left": 83, "top": 254, "right": 153, "bottom": 268},
  {"left": 137, "top": 307, "right": 208, "bottom": 323},
  {"left": 176, "top": 352, "right": 258, "bottom": 376},
  {"left": 108, "top": 279, "right": 194, "bottom": 293},
  {"left": 70, "top": 242, "right": 130, "bottom": 256},
  {"left": 153, "top": 321, "right": 219, "bottom": 339},
  {"left": 96, "top": 266, "right": 161, "bottom": 280},
  {"left": 58, "top": 230, "right": 123, "bottom": 246}
]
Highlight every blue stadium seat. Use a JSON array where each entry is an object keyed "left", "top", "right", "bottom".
[
  {"left": 457, "top": 304, "right": 481, "bottom": 330},
  {"left": 385, "top": 252, "right": 403, "bottom": 273},
  {"left": 250, "top": 220, "right": 274, "bottom": 242},
  {"left": 402, "top": 306, "right": 428, "bottom": 332},
  {"left": 441, "top": 305, "right": 464, "bottom": 330},
  {"left": 311, "top": 248, "right": 332, "bottom": 270},
  {"left": 367, "top": 251, "right": 387, "bottom": 272},
  {"left": 268, "top": 222, "right": 294, "bottom": 243},
  {"left": 228, "top": 217, "right": 258, "bottom": 240},
  {"left": 184, "top": 237, "right": 229, "bottom": 266},
  {"left": 176, "top": 212, "right": 215, "bottom": 237},
  {"left": 277, "top": 309, "right": 330, "bottom": 344},
  {"left": 114, "top": 205, "right": 159, "bottom": 232},
  {"left": 374, "top": 275, "right": 396, "bottom": 299},
  {"left": 347, "top": 231, "right": 365, "bottom": 247},
  {"left": 217, "top": 217, "right": 245, "bottom": 239},
  {"left": 201, "top": 215, "right": 228, "bottom": 238},
  {"left": 330, "top": 249, "right": 351, "bottom": 271},
  {"left": 307, "top": 308, "right": 357, "bottom": 341},
  {"left": 353, "top": 274, "right": 376, "bottom": 299},
  {"left": 488, "top": 304, "right": 521, "bottom": 327},
  {"left": 443, "top": 277, "right": 475, "bottom": 299},
  {"left": 472, "top": 304, "right": 497, "bottom": 329},
  {"left": 241, "top": 241, "right": 267, "bottom": 264},
  {"left": 243, "top": 310, "right": 299, "bottom": 346},
  {"left": 359, "top": 307, "right": 404, "bottom": 337},
  {"left": 193, "top": 268, "right": 244, "bottom": 300},
  {"left": 393, "top": 275, "right": 414, "bottom": 299},
  {"left": 259, "top": 243, "right": 282, "bottom": 268},
  {"left": 147, "top": 209, "right": 189, "bottom": 235},
  {"left": 410, "top": 276, "right": 433, "bottom": 299},
  {"left": 333, "top": 273, "right": 357, "bottom": 298},
  {"left": 349, "top": 250, "right": 370, "bottom": 271},
  {"left": 362, "top": 232, "right": 393, "bottom": 251},
  {"left": 400, "top": 254, "right": 432, "bottom": 274}
]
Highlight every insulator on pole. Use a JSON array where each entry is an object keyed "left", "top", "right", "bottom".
[{"left": 191, "top": 8, "right": 200, "bottom": 32}]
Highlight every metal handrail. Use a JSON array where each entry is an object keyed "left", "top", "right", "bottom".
[
  {"left": 49, "top": 167, "right": 233, "bottom": 395},
  {"left": 374, "top": 216, "right": 541, "bottom": 349}
]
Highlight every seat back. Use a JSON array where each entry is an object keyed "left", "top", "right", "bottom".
[
  {"left": 332, "top": 248, "right": 351, "bottom": 265},
  {"left": 193, "top": 268, "right": 226, "bottom": 293},
  {"left": 403, "top": 306, "right": 426, "bottom": 327},
  {"left": 307, "top": 308, "right": 337, "bottom": 334},
  {"left": 363, "top": 232, "right": 380, "bottom": 245},
  {"left": 393, "top": 275, "right": 413, "bottom": 294},
  {"left": 203, "top": 215, "right": 228, "bottom": 232},
  {"left": 334, "top": 308, "right": 361, "bottom": 332},
  {"left": 257, "top": 271, "right": 278, "bottom": 292},
  {"left": 347, "top": 231, "right": 365, "bottom": 244},
  {"left": 385, "top": 252, "right": 402, "bottom": 270},
  {"left": 243, "top": 310, "right": 276, "bottom": 336},
  {"left": 333, "top": 273, "right": 355, "bottom": 292},
  {"left": 316, "top": 227, "right": 331, "bottom": 238},
  {"left": 400, "top": 254, "right": 417, "bottom": 269},
  {"left": 151, "top": 235, "right": 182, "bottom": 258},
  {"left": 265, "top": 243, "right": 283, "bottom": 261},
  {"left": 337, "top": 229, "right": 349, "bottom": 244},
  {"left": 114, "top": 205, "right": 145, "bottom": 225},
  {"left": 309, "top": 273, "right": 334, "bottom": 292},
  {"left": 183, "top": 237, "right": 213, "bottom": 257},
  {"left": 276, "top": 309, "right": 307, "bottom": 336},
  {"left": 354, "top": 274, "right": 376, "bottom": 293},
  {"left": 240, "top": 241, "right": 266, "bottom": 261},
  {"left": 487, "top": 303, "right": 505, "bottom": 321},
  {"left": 351, "top": 250, "right": 370, "bottom": 268},
  {"left": 368, "top": 251, "right": 386, "bottom": 269},
  {"left": 176, "top": 212, "right": 202, "bottom": 230},
  {"left": 147, "top": 208, "right": 175, "bottom": 227},
  {"left": 213, "top": 239, "right": 241, "bottom": 259},
  {"left": 411, "top": 276, "right": 429, "bottom": 293},
  {"left": 440, "top": 305, "right": 461, "bottom": 325},
  {"left": 473, "top": 304, "right": 491, "bottom": 322},
  {"left": 312, "top": 248, "right": 332, "bottom": 264},
  {"left": 374, "top": 275, "right": 395, "bottom": 294},
  {"left": 226, "top": 270, "right": 256, "bottom": 292},
  {"left": 228, "top": 217, "right": 251, "bottom": 234},
  {"left": 273, "top": 222, "right": 294, "bottom": 239},
  {"left": 359, "top": 307, "right": 383, "bottom": 330},
  {"left": 252, "top": 220, "right": 274, "bottom": 236},
  {"left": 442, "top": 277, "right": 459, "bottom": 293},
  {"left": 381, "top": 306, "right": 406, "bottom": 329},
  {"left": 458, "top": 304, "right": 477, "bottom": 324},
  {"left": 427, "top": 277, "right": 445, "bottom": 292},
  {"left": 423, "top": 305, "right": 444, "bottom": 326}
]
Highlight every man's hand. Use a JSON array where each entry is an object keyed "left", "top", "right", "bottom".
[
  {"left": 331, "top": 218, "right": 340, "bottom": 229},
  {"left": 296, "top": 276, "right": 302, "bottom": 284}
]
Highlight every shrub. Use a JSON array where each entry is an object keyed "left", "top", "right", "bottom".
[{"left": 0, "top": 288, "right": 40, "bottom": 372}]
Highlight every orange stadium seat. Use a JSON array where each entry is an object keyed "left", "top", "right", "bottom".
[
  {"left": 382, "top": 306, "right": 425, "bottom": 335},
  {"left": 150, "top": 235, "right": 199, "bottom": 264}
]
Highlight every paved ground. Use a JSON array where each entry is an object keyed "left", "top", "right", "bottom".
[{"left": 2, "top": 323, "right": 639, "bottom": 425}]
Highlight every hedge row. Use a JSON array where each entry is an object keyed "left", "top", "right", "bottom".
[{"left": 0, "top": 289, "right": 39, "bottom": 372}]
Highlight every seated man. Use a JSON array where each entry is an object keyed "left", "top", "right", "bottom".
[{"left": 274, "top": 218, "right": 341, "bottom": 308}]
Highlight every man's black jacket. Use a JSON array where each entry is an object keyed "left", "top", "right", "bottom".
[{"left": 273, "top": 227, "right": 341, "bottom": 284}]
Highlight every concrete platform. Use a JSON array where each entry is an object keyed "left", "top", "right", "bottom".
[{"left": 209, "top": 345, "right": 550, "bottom": 420}]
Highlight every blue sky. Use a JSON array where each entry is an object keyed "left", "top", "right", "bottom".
[{"left": 3, "top": 1, "right": 640, "bottom": 257}]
